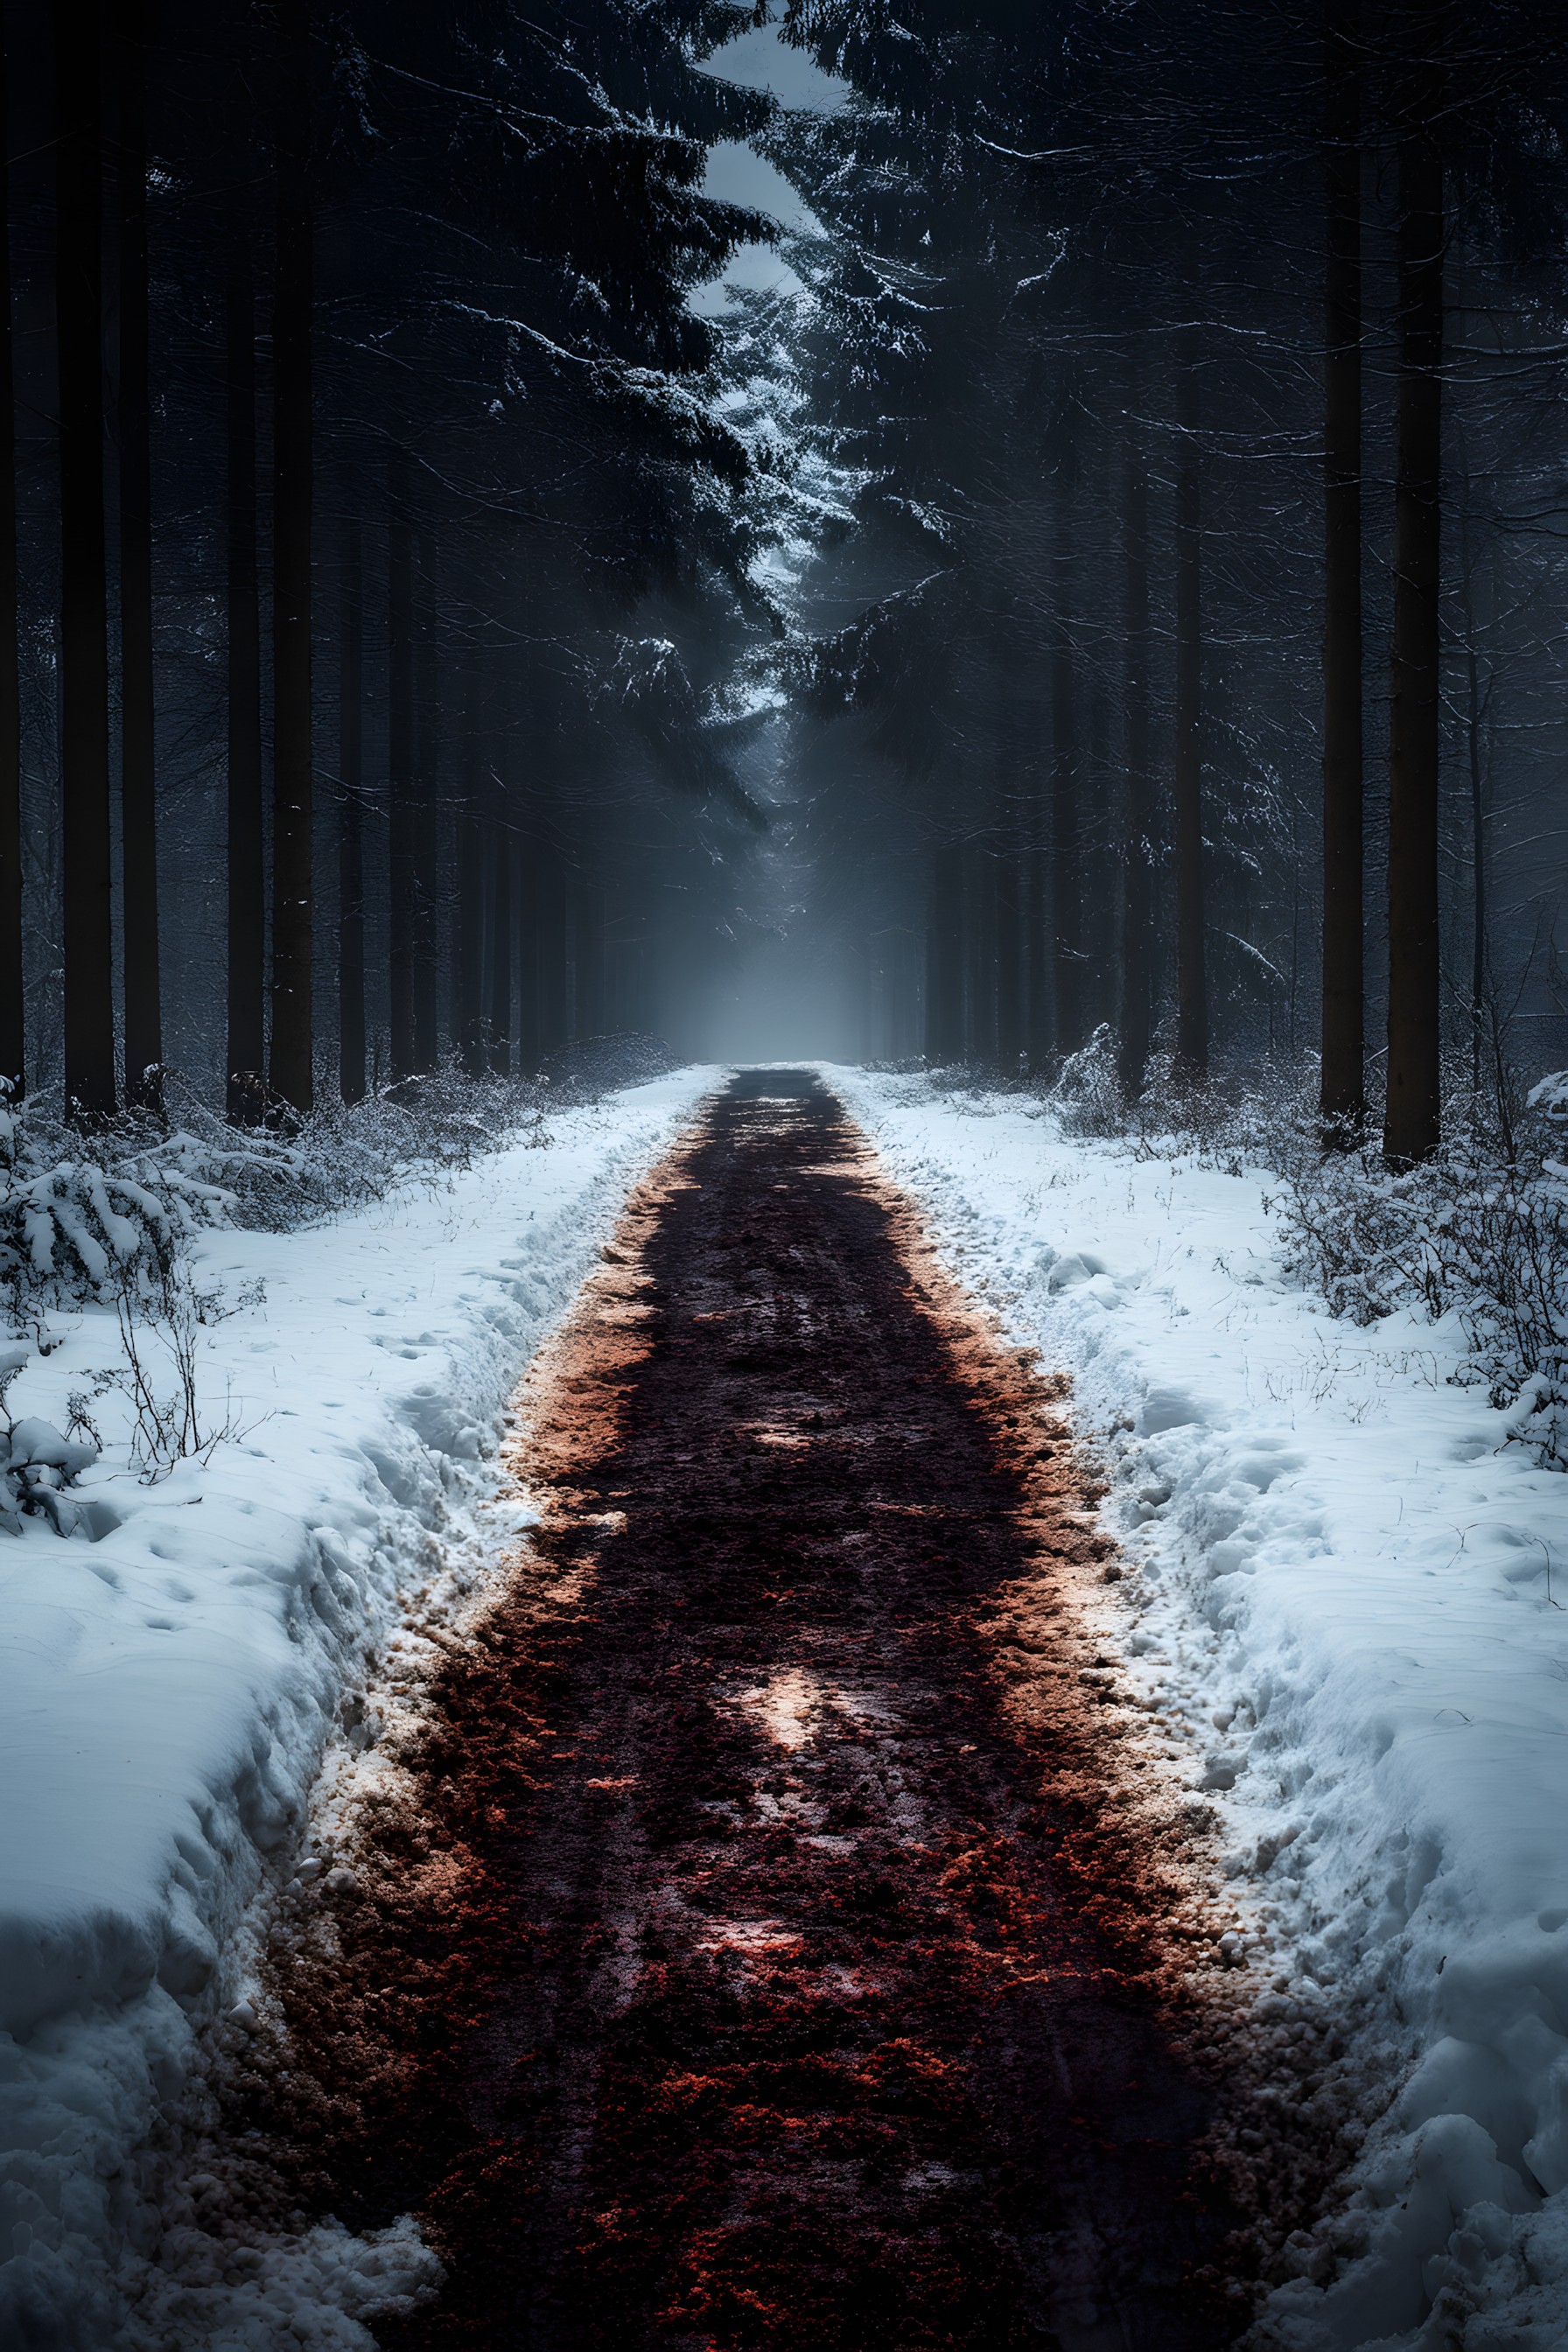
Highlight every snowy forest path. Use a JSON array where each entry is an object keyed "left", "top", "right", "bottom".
[{"left": 275, "top": 1071, "right": 1248, "bottom": 2351}]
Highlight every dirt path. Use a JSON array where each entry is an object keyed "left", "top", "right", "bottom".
[{"left": 266, "top": 1072, "right": 1258, "bottom": 2349}]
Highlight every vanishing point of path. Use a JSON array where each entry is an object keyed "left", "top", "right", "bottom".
[{"left": 264, "top": 1072, "right": 1259, "bottom": 2350}]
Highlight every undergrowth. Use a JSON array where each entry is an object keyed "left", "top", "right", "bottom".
[
  {"left": 925, "top": 1027, "right": 1568, "bottom": 1475},
  {"left": 0, "top": 1036, "right": 678, "bottom": 1516}
]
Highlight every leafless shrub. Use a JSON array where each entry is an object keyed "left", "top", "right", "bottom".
[{"left": 92, "top": 1267, "right": 269, "bottom": 1483}]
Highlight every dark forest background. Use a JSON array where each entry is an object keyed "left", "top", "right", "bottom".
[{"left": 4, "top": 0, "right": 1568, "bottom": 1167}]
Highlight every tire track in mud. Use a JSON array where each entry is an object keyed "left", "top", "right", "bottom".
[{"left": 261, "top": 1069, "right": 1280, "bottom": 2349}]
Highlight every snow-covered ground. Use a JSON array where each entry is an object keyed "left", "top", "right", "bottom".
[
  {"left": 0, "top": 1068, "right": 718, "bottom": 2352},
  {"left": 832, "top": 1067, "right": 1568, "bottom": 2352},
  {"left": 9, "top": 1057, "right": 1567, "bottom": 2352}
]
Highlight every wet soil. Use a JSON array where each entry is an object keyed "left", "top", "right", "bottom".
[{"left": 267, "top": 1071, "right": 1259, "bottom": 2350}]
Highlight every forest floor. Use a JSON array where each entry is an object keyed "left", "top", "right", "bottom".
[
  {"left": 255, "top": 1069, "right": 1277, "bottom": 2351},
  {"left": 10, "top": 1063, "right": 1568, "bottom": 2351}
]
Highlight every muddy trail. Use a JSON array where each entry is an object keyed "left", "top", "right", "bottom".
[{"left": 262, "top": 1071, "right": 1268, "bottom": 2351}]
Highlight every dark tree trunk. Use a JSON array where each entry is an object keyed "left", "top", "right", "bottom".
[
  {"left": 1320, "top": 2, "right": 1366, "bottom": 1138},
  {"left": 994, "top": 761, "right": 1024, "bottom": 1074},
  {"left": 488, "top": 790, "right": 513, "bottom": 1076},
  {"left": 1024, "top": 820, "right": 1050, "bottom": 1070},
  {"left": 1383, "top": 66, "right": 1445, "bottom": 1166},
  {"left": 116, "top": 0, "right": 161, "bottom": 1110},
  {"left": 574, "top": 858, "right": 606, "bottom": 1042},
  {"left": 1050, "top": 576, "right": 1082, "bottom": 1057},
  {"left": 0, "top": 25, "right": 22, "bottom": 1098},
  {"left": 1117, "top": 410, "right": 1154, "bottom": 1099},
  {"left": 458, "top": 643, "right": 486, "bottom": 1076},
  {"left": 1466, "top": 631, "right": 1485, "bottom": 1101},
  {"left": 269, "top": 0, "right": 313, "bottom": 1113},
  {"left": 338, "top": 517, "right": 365, "bottom": 1105},
  {"left": 1172, "top": 349, "right": 1208, "bottom": 1084},
  {"left": 226, "top": 180, "right": 264, "bottom": 1120},
  {"left": 924, "top": 842, "right": 963, "bottom": 1063},
  {"left": 387, "top": 468, "right": 415, "bottom": 1079},
  {"left": 56, "top": 0, "right": 116, "bottom": 1121},
  {"left": 1085, "top": 636, "right": 1113, "bottom": 1032},
  {"left": 536, "top": 831, "right": 569, "bottom": 1059},
  {"left": 412, "top": 529, "right": 438, "bottom": 1073}
]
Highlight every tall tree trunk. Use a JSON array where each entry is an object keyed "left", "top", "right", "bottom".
[
  {"left": 1320, "top": 0, "right": 1365, "bottom": 1138},
  {"left": 1117, "top": 407, "right": 1153, "bottom": 1099},
  {"left": 536, "top": 830, "right": 568, "bottom": 1058},
  {"left": 573, "top": 851, "right": 606, "bottom": 1041},
  {"left": 117, "top": 0, "right": 160, "bottom": 1110},
  {"left": 1050, "top": 586, "right": 1082, "bottom": 1057},
  {"left": 387, "top": 464, "right": 415, "bottom": 1079},
  {"left": 1024, "top": 819, "right": 1050, "bottom": 1069},
  {"left": 1085, "top": 638, "right": 1112, "bottom": 1032},
  {"left": 226, "top": 178, "right": 264, "bottom": 1120},
  {"left": 412, "top": 529, "right": 438, "bottom": 1072},
  {"left": 1383, "top": 65, "right": 1445, "bottom": 1166},
  {"left": 0, "top": 24, "right": 22, "bottom": 1098},
  {"left": 994, "top": 740, "right": 1024, "bottom": 1073},
  {"left": 56, "top": 0, "right": 116, "bottom": 1121},
  {"left": 1172, "top": 346, "right": 1208, "bottom": 1083},
  {"left": 488, "top": 791, "right": 513, "bottom": 1075},
  {"left": 924, "top": 840, "right": 963, "bottom": 1063},
  {"left": 458, "top": 642, "right": 486, "bottom": 1076},
  {"left": 338, "top": 517, "right": 365, "bottom": 1104},
  {"left": 269, "top": 0, "right": 312, "bottom": 1113}
]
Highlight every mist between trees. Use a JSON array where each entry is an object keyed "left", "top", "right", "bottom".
[{"left": 1, "top": 1, "right": 1566, "bottom": 1170}]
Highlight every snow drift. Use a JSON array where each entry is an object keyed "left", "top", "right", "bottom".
[
  {"left": 832, "top": 1066, "right": 1568, "bottom": 2352},
  {"left": 0, "top": 1070, "right": 715, "bottom": 2351}
]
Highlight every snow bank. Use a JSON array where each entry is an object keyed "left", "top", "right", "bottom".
[
  {"left": 831, "top": 1068, "right": 1568, "bottom": 2352},
  {"left": 0, "top": 1069, "right": 716, "bottom": 2351}
]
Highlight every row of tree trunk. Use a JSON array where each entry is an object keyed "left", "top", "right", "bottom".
[{"left": 943, "top": 18, "right": 1446, "bottom": 1163}]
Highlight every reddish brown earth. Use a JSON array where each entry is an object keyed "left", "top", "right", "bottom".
[{"left": 256, "top": 1070, "right": 1272, "bottom": 2350}]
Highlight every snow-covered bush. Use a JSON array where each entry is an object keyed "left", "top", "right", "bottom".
[
  {"left": 1047, "top": 1026, "right": 1128, "bottom": 1137},
  {"left": 984, "top": 1044, "right": 1568, "bottom": 1474},
  {"left": 0, "top": 1347, "right": 103, "bottom": 1536},
  {"left": 1264, "top": 1089, "right": 1568, "bottom": 1467},
  {"left": 0, "top": 1095, "right": 217, "bottom": 1313},
  {"left": 0, "top": 1040, "right": 676, "bottom": 1324}
]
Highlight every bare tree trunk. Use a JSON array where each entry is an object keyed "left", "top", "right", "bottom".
[
  {"left": 1383, "top": 63, "right": 1444, "bottom": 1166},
  {"left": 269, "top": 0, "right": 313, "bottom": 1113},
  {"left": 117, "top": 0, "right": 161, "bottom": 1110},
  {"left": 1024, "top": 823, "right": 1050, "bottom": 1069},
  {"left": 1172, "top": 346, "right": 1208, "bottom": 1083},
  {"left": 1320, "top": 0, "right": 1366, "bottom": 1138},
  {"left": 994, "top": 767, "right": 1024, "bottom": 1074},
  {"left": 412, "top": 528, "right": 438, "bottom": 1072},
  {"left": 924, "top": 842, "right": 963, "bottom": 1062},
  {"left": 1051, "top": 509, "right": 1082, "bottom": 1057},
  {"left": 1466, "top": 634, "right": 1485, "bottom": 1099},
  {"left": 225, "top": 181, "right": 264, "bottom": 1120},
  {"left": 488, "top": 787, "right": 513, "bottom": 1075},
  {"left": 1117, "top": 402, "right": 1153, "bottom": 1099},
  {"left": 387, "top": 465, "right": 415, "bottom": 1079},
  {"left": 536, "top": 830, "right": 569, "bottom": 1057},
  {"left": 0, "top": 25, "right": 22, "bottom": 1099},
  {"left": 56, "top": 0, "right": 116, "bottom": 1121},
  {"left": 338, "top": 517, "right": 365, "bottom": 1104},
  {"left": 458, "top": 642, "right": 486, "bottom": 1076}
]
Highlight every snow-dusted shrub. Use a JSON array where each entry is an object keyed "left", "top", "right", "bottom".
[
  {"left": 0, "top": 1096, "right": 219, "bottom": 1313},
  {"left": 0, "top": 1347, "right": 103, "bottom": 1536},
  {"left": 536, "top": 1031, "right": 679, "bottom": 1099},
  {"left": 1269, "top": 1092, "right": 1568, "bottom": 1470},
  {"left": 92, "top": 1266, "right": 266, "bottom": 1482},
  {"left": 1048, "top": 1026, "right": 1127, "bottom": 1137}
]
